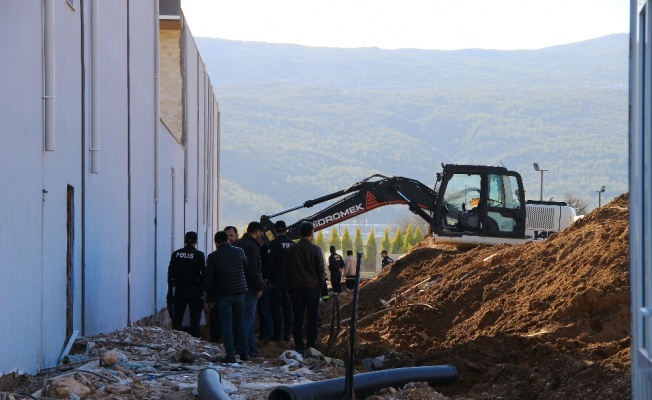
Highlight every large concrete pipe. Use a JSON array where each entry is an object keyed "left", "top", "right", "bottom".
[
  {"left": 197, "top": 368, "right": 231, "bottom": 400},
  {"left": 268, "top": 365, "right": 458, "bottom": 400}
]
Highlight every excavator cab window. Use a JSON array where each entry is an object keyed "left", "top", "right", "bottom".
[
  {"left": 434, "top": 167, "right": 526, "bottom": 238},
  {"left": 440, "top": 173, "right": 482, "bottom": 231},
  {"left": 485, "top": 174, "right": 523, "bottom": 235}
]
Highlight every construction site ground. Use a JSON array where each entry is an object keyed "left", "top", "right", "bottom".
[{"left": 7, "top": 194, "right": 630, "bottom": 399}]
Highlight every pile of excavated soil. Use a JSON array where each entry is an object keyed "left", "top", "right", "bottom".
[{"left": 324, "top": 193, "right": 630, "bottom": 399}]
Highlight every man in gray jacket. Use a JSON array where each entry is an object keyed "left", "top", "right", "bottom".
[
  {"left": 285, "top": 222, "right": 326, "bottom": 354},
  {"left": 206, "top": 231, "right": 249, "bottom": 363}
]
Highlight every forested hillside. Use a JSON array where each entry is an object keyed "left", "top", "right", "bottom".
[{"left": 196, "top": 34, "right": 628, "bottom": 226}]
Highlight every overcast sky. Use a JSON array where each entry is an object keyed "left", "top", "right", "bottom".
[{"left": 181, "top": 0, "right": 630, "bottom": 51}]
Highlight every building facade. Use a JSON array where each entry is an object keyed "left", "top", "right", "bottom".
[
  {"left": 630, "top": 0, "right": 652, "bottom": 398},
  {"left": 0, "top": 0, "right": 219, "bottom": 376}
]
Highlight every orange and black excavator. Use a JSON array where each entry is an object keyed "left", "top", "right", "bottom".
[{"left": 261, "top": 164, "right": 577, "bottom": 246}]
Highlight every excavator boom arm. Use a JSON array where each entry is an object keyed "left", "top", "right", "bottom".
[{"left": 261, "top": 175, "right": 435, "bottom": 240}]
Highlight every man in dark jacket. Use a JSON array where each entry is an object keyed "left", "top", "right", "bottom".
[
  {"left": 380, "top": 250, "right": 394, "bottom": 268},
  {"left": 285, "top": 222, "right": 326, "bottom": 354},
  {"left": 264, "top": 220, "right": 294, "bottom": 341},
  {"left": 328, "top": 246, "right": 345, "bottom": 293},
  {"left": 257, "top": 235, "right": 273, "bottom": 340},
  {"left": 233, "top": 221, "right": 265, "bottom": 357},
  {"left": 167, "top": 231, "right": 205, "bottom": 338},
  {"left": 208, "top": 225, "right": 240, "bottom": 343},
  {"left": 205, "top": 231, "right": 249, "bottom": 363}
]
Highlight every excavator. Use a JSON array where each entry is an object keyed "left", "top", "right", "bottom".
[{"left": 260, "top": 164, "right": 577, "bottom": 246}]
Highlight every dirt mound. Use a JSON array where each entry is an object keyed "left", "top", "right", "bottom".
[{"left": 324, "top": 194, "right": 630, "bottom": 399}]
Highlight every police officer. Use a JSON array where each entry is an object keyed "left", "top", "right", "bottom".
[
  {"left": 168, "top": 231, "right": 206, "bottom": 338},
  {"left": 380, "top": 249, "right": 394, "bottom": 269},
  {"left": 263, "top": 220, "right": 294, "bottom": 341},
  {"left": 328, "top": 246, "right": 345, "bottom": 293}
]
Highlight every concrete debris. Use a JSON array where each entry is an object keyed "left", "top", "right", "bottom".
[
  {"left": 46, "top": 376, "right": 92, "bottom": 399},
  {"left": 100, "top": 350, "right": 127, "bottom": 366}
]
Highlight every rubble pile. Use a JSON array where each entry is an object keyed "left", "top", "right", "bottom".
[
  {"left": 327, "top": 194, "right": 630, "bottom": 399},
  {"left": 10, "top": 327, "right": 347, "bottom": 399}
]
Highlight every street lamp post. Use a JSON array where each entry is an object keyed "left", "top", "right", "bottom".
[
  {"left": 533, "top": 163, "right": 548, "bottom": 201},
  {"left": 596, "top": 186, "right": 606, "bottom": 207}
]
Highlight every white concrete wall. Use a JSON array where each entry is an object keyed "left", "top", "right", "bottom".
[
  {"left": 126, "top": 0, "right": 158, "bottom": 326},
  {"left": 181, "top": 22, "right": 217, "bottom": 256},
  {"left": 83, "top": 0, "right": 131, "bottom": 336},
  {"left": 0, "top": 1, "right": 53, "bottom": 374},
  {"left": 158, "top": 121, "right": 186, "bottom": 306},
  {"left": 0, "top": 1, "right": 219, "bottom": 376}
]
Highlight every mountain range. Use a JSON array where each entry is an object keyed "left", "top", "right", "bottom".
[{"left": 195, "top": 34, "right": 629, "bottom": 227}]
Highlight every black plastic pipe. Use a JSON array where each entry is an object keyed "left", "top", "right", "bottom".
[
  {"left": 268, "top": 365, "right": 458, "bottom": 400},
  {"left": 198, "top": 368, "right": 231, "bottom": 400}
]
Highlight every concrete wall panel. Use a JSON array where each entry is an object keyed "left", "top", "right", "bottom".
[
  {"left": 83, "top": 1, "right": 130, "bottom": 335},
  {"left": 183, "top": 30, "right": 201, "bottom": 249},
  {"left": 39, "top": 0, "right": 85, "bottom": 368},
  {"left": 0, "top": 2, "right": 45, "bottom": 375},
  {"left": 126, "top": 0, "right": 158, "bottom": 324},
  {"left": 158, "top": 123, "right": 186, "bottom": 309}
]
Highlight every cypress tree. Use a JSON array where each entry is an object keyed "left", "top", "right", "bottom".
[
  {"left": 328, "top": 226, "right": 341, "bottom": 250},
  {"left": 353, "top": 227, "right": 364, "bottom": 255},
  {"left": 391, "top": 228, "right": 405, "bottom": 254},
  {"left": 405, "top": 224, "right": 415, "bottom": 248},
  {"left": 315, "top": 230, "right": 327, "bottom": 254},
  {"left": 414, "top": 226, "right": 424, "bottom": 244},
  {"left": 381, "top": 227, "right": 391, "bottom": 254},
  {"left": 341, "top": 227, "right": 352, "bottom": 253},
  {"left": 365, "top": 228, "right": 377, "bottom": 263}
]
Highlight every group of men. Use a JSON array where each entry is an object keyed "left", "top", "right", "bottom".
[
  {"left": 328, "top": 247, "right": 394, "bottom": 293},
  {"left": 167, "top": 220, "right": 327, "bottom": 362}
]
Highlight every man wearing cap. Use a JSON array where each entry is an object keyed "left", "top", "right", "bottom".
[
  {"left": 233, "top": 222, "right": 265, "bottom": 357},
  {"left": 167, "top": 231, "right": 206, "bottom": 338},
  {"left": 381, "top": 250, "right": 394, "bottom": 268},
  {"left": 328, "top": 246, "right": 345, "bottom": 293},
  {"left": 285, "top": 222, "right": 326, "bottom": 354},
  {"left": 263, "top": 220, "right": 294, "bottom": 341}
]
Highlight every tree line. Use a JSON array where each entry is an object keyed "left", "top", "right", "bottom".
[{"left": 313, "top": 224, "right": 425, "bottom": 264}]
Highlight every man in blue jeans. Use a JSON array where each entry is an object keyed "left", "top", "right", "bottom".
[
  {"left": 205, "top": 231, "right": 249, "bottom": 363},
  {"left": 233, "top": 222, "right": 265, "bottom": 357},
  {"left": 285, "top": 222, "right": 326, "bottom": 354}
]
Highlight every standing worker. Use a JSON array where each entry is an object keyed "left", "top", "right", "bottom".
[
  {"left": 328, "top": 246, "right": 345, "bottom": 294},
  {"left": 205, "top": 231, "right": 249, "bottom": 363},
  {"left": 233, "top": 221, "right": 265, "bottom": 358},
  {"left": 285, "top": 222, "right": 326, "bottom": 354},
  {"left": 380, "top": 249, "right": 394, "bottom": 269},
  {"left": 167, "top": 231, "right": 205, "bottom": 338},
  {"left": 343, "top": 250, "right": 357, "bottom": 291},
  {"left": 264, "top": 220, "right": 294, "bottom": 342},
  {"left": 207, "top": 225, "right": 240, "bottom": 343},
  {"left": 257, "top": 234, "right": 273, "bottom": 340}
]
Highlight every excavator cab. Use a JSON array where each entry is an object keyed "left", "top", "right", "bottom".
[{"left": 433, "top": 165, "right": 526, "bottom": 240}]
